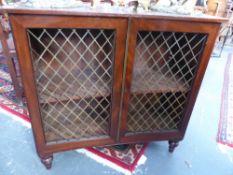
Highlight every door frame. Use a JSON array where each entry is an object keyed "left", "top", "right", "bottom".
[
  {"left": 10, "top": 14, "right": 127, "bottom": 157},
  {"left": 119, "top": 18, "right": 221, "bottom": 143}
]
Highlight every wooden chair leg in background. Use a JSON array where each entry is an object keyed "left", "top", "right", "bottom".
[{"left": 0, "top": 16, "right": 23, "bottom": 102}]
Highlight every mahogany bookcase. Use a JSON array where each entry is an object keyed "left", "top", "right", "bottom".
[{"left": 1, "top": 6, "right": 226, "bottom": 169}]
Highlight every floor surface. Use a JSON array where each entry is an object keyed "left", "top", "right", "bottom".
[{"left": 0, "top": 47, "right": 233, "bottom": 175}]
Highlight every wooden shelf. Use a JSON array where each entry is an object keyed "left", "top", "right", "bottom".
[
  {"left": 131, "top": 67, "right": 189, "bottom": 94},
  {"left": 29, "top": 27, "right": 189, "bottom": 104},
  {"left": 38, "top": 73, "right": 111, "bottom": 103},
  {"left": 37, "top": 65, "right": 188, "bottom": 103}
]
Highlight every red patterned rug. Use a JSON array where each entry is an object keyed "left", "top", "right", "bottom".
[
  {"left": 0, "top": 55, "right": 29, "bottom": 121},
  {"left": 0, "top": 55, "right": 147, "bottom": 173},
  {"left": 217, "top": 53, "right": 233, "bottom": 147}
]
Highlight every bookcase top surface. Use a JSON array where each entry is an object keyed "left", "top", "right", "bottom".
[{"left": 0, "top": 3, "right": 227, "bottom": 23}]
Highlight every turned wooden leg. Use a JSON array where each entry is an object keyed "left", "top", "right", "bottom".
[
  {"left": 40, "top": 155, "right": 53, "bottom": 169},
  {"left": 168, "top": 140, "right": 179, "bottom": 153}
]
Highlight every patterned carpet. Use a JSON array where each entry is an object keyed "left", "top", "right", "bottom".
[
  {"left": 218, "top": 53, "right": 233, "bottom": 147},
  {"left": 0, "top": 55, "right": 29, "bottom": 120},
  {"left": 0, "top": 55, "right": 147, "bottom": 173}
]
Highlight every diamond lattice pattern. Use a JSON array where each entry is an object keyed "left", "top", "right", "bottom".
[
  {"left": 27, "top": 28, "right": 115, "bottom": 143},
  {"left": 127, "top": 31, "right": 208, "bottom": 133}
]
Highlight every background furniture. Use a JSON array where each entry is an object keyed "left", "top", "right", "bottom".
[
  {"left": 3, "top": 7, "right": 225, "bottom": 169},
  {"left": 207, "top": 0, "right": 228, "bottom": 16},
  {"left": 212, "top": 0, "right": 233, "bottom": 57},
  {"left": 0, "top": 14, "right": 23, "bottom": 101}
]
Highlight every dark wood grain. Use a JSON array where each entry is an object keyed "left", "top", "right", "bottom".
[
  {"left": 110, "top": 18, "right": 127, "bottom": 139},
  {"left": 0, "top": 6, "right": 227, "bottom": 23},
  {"left": 179, "top": 22, "right": 221, "bottom": 136},
  {"left": 10, "top": 15, "right": 48, "bottom": 158},
  {"left": 8, "top": 11, "right": 224, "bottom": 169},
  {"left": 10, "top": 14, "right": 126, "bottom": 159},
  {"left": 119, "top": 19, "right": 221, "bottom": 140}
]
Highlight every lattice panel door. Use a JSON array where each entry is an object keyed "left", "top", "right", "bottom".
[
  {"left": 27, "top": 28, "right": 116, "bottom": 144},
  {"left": 126, "top": 31, "right": 208, "bottom": 134}
]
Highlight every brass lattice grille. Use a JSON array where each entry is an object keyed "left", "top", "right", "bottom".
[
  {"left": 127, "top": 31, "right": 208, "bottom": 133},
  {"left": 27, "top": 28, "right": 115, "bottom": 143}
]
